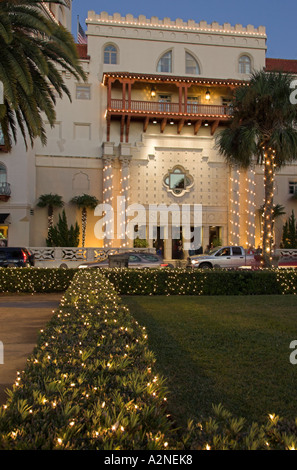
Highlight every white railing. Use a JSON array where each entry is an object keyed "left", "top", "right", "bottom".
[
  {"left": 276, "top": 249, "right": 297, "bottom": 258},
  {"left": 29, "top": 246, "right": 155, "bottom": 268}
]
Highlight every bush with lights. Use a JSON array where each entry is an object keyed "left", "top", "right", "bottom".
[
  {"left": 103, "top": 267, "right": 297, "bottom": 296},
  {"left": 0, "top": 267, "right": 296, "bottom": 296},
  {"left": 0, "top": 270, "right": 172, "bottom": 449},
  {"left": 1, "top": 269, "right": 297, "bottom": 450},
  {"left": 0, "top": 268, "right": 76, "bottom": 293}
]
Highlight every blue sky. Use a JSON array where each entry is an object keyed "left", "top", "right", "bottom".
[{"left": 71, "top": 0, "right": 297, "bottom": 60}]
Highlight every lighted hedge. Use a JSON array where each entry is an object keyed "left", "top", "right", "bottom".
[
  {"left": 103, "top": 267, "right": 297, "bottom": 296},
  {"left": 0, "top": 268, "right": 76, "bottom": 293},
  {"left": 0, "top": 267, "right": 296, "bottom": 295},
  {"left": 1, "top": 269, "right": 297, "bottom": 450},
  {"left": 0, "top": 270, "right": 172, "bottom": 450}
]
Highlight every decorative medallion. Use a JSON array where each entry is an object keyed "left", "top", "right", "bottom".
[{"left": 163, "top": 165, "right": 194, "bottom": 197}]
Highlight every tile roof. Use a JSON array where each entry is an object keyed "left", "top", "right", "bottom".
[
  {"left": 266, "top": 58, "right": 297, "bottom": 73},
  {"left": 76, "top": 44, "right": 89, "bottom": 60}
]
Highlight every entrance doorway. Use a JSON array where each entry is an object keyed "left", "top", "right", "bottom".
[
  {"left": 209, "top": 226, "right": 222, "bottom": 248},
  {"left": 153, "top": 226, "right": 165, "bottom": 258},
  {"left": 0, "top": 225, "right": 8, "bottom": 246},
  {"left": 172, "top": 226, "right": 183, "bottom": 260}
]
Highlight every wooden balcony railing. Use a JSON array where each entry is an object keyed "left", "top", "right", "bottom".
[{"left": 109, "top": 99, "right": 232, "bottom": 117}]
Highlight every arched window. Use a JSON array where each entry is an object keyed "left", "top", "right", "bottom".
[
  {"left": 0, "top": 164, "right": 7, "bottom": 184},
  {"left": 239, "top": 55, "right": 251, "bottom": 74},
  {"left": 157, "top": 51, "right": 172, "bottom": 73},
  {"left": 185, "top": 52, "right": 200, "bottom": 75},
  {"left": 104, "top": 44, "right": 118, "bottom": 64}
]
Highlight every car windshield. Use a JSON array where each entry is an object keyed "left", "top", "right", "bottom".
[
  {"left": 139, "top": 254, "right": 159, "bottom": 262},
  {"left": 208, "top": 247, "right": 221, "bottom": 255}
]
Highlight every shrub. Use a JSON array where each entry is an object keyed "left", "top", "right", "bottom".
[
  {"left": 0, "top": 270, "right": 172, "bottom": 450},
  {"left": 103, "top": 268, "right": 295, "bottom": 296},
  {"left": 0, "top": 267, "right": 296, "bottom": 295},
  {"left": 0, "top": 268, "right": 77, "bottom": 293},
  {"left": 1, "top": 269, "right": 297, "bottom": 450}
]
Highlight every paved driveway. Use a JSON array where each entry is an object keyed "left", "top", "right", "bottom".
[{"left": 0, "top": 293, "right": 62, "bottom": 406}]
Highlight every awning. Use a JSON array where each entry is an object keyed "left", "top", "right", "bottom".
[{"left": 0, "top": 213, "right": 10, "bottom": 224}]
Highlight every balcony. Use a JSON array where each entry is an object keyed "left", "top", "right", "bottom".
[
  {"left": 0, "top": 182, "right": 11, "bottom": 202},
  {"left": 103, "top": 71, "right": 244, "bottom": 142},
  {"left": 109, "top": 99, "right": 232, "bottom": 118}
]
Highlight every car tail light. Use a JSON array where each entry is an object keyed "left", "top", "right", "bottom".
[
  {"left": 22, "top": 250, "right": 28, "bottom": 262},
  {"left": 161, "top": 263, "right": 169, "bottom": 267}
]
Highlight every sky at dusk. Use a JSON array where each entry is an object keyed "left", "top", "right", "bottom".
[{"left": 71, "top": 0, "right": 297, "bottom": 60}]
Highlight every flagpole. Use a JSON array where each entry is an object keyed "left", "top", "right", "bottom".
[{"left": 77, "top": 15, "right": 79, "bottom": 42}]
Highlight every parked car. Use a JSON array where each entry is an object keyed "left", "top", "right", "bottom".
[
  {"left": 187, "top": 245, "right": 260, "bottom": 269},
  {"left": 78, "top": 252, "right": 173, "bottom": 269},
  {"left": 0, "top": 247, "right": 35, "bottom": 267}
]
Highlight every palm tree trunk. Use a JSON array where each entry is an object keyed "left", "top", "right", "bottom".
[
  {"left": 81, "top": 207, "right": 87, "bottom": 247},
  {"left": 48, "top": 205, "right": 54, "bottom": 231},
  {"left": 262, "top": 149, "right": 275, "bottom": 267}
]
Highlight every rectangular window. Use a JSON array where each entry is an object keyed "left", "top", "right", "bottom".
[
  {"left": 76, "top": 84, "right": 91, "bottom": 100},
  {"left": 0, "top": 126, "right": 4, "bottom": 146},
  {"left": 221, "top": 97, "right": 233, "bottom": 115},
  {"left": 289, "top": 181, "right": 297, "bottom": 195},
  {"left": 158, "top": 94, "right": 171, "bottom": 112},
  {"left": 187, "top": 96, "right": 200, "bottom": 113}
]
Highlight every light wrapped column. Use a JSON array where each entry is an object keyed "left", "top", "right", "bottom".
[
  {"left": 119, "top": 156, "right": 132, "bottom": 247},
  {"left": 102, "top": 156, "right": 115, "bottom": 248},
  {"left": 245, "top": 168, "right": 256, "bottom": 248},
  {"left": 229, "top": 167, "right": 240, "bottom": 245}
]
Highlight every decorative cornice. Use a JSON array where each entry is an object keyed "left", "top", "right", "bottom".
[{"left": 87, "top": 11, "right": 266, "bottom": 37}]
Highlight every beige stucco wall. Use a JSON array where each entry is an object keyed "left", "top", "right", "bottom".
[{"left": 4, "top": 9, "right": 297, "bottom": 252}]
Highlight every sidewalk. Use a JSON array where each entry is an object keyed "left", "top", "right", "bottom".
[{"left": 0, "top": 293, "right": 62, "bottom": 406}]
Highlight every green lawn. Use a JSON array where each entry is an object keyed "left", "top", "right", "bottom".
[{"left": 123, "top": 295, "right": 297, "bottom": 428}]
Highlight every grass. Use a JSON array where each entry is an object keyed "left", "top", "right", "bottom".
[{"left": 122, "top": 295, "right": 297, "bottom": 428}]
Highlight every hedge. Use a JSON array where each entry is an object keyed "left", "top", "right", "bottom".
[
  {"left": 1, "top": 270, "right": 297, "bottom": 450},
  {"left": 104, "top": 267, "right": 297, "bottom": 296},
  {"left": 0, "top": 268, "right": 77, "bottom": 293},
  {"left": 0, "top": 267, "right": 296, "bottom": 295},
  {"left": 0, "top": 270, "right": 172, "bottom": 450}
]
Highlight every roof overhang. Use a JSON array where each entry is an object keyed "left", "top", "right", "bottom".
[{"left": 102, "top": 71, "right": 249, "bottom": 87}]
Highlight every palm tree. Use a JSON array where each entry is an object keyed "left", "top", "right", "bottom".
[
  {"left": 70, "top": 194, "right": 99, "bottom": 247},
  {"left": 37, "top": 193, "right": 64, "bottom": 231},
  {"left": 216, "top": 70, "right": 297, "bottom": 266},
  {"left": 0, "top": 0, "right": 86, "bottom": 151},
  {"left": 259, "top": 203, "right": 286, "bottom": 250}
]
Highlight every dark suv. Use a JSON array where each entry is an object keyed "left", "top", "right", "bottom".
[{"left": 0, "top": 247, "right": 35, "bottom": 267}]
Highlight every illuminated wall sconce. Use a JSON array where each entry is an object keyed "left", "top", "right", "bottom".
[
  {"left": 187, "top": 120, "right": 192, "bottom": 126},
  {"left": 153, "top": 119, "right": 157, "bottom": 124},
  {"left": 204, "top": 121, "right": 209, "bottom": 126},
  {"left": 170, "top": 119, "right": 174, "bottom": 125},
  {"left": 205, "top": 90, "right": 210, "bottom": 100},
  {"left": 151, "top": 87, "right": 156, "bottom": 98}
]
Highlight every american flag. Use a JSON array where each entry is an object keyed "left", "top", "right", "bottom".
[{"left": 77, "top": 21, "right": 87, "bottom": 44}]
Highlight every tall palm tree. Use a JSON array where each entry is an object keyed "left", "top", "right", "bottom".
[
  {"left": 37, "top": 193, "right": 64, "bottom": 231},
  {"left": 216, "top": 70, "right": 297, "bottom": 266},
  {"left": 259, "top": 203, "right": 286, "bottom": 250},
  {"left": 70, "top": 194, "right": 99, "bottom": 247},
  {"left": 0, "top": 0, "right": 86, "bottom": 151}
]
